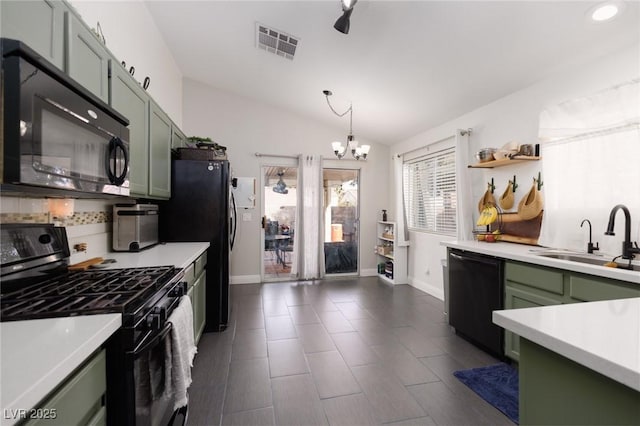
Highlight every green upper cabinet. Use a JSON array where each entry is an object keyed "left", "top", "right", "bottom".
[
  {"left": 171, "top": 123, "right": 187, "bottom": 150},
  {"left": 110, "top": 63, "right": 149, "bottom": 197},
  {"left": 0, "top": 0, "right": 67, "bottom": 70},
  {"left": 149, "top": 101, "right": 172, "bottom": 199},
  {"left": 2, "top": 0, "right": 184, "bottom": 201},
  {"left": 65, "top": 12, "right": 110, "bottom": 103}
]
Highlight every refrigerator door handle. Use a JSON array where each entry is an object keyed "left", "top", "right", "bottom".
[{"left": 230, "top": 192, "right": 237, "bottom": 251}]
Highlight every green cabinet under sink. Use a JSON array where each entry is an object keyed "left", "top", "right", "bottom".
[{"left": 504, "top": 260, "right": 640, "bottom": 361}]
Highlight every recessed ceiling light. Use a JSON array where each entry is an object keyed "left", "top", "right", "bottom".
[{"left": 591, "top": 3, "right": 619, "bottom": 21}]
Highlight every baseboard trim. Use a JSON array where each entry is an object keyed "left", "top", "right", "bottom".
[
  {"left": 230, "top": 275, "right": 261, "bottom": 285},
  {"left": 360, "top": 268, "right": 378, "bottom": 277},
  {"left": 408, "top": 276, "right": 444, "bottom": 301}
]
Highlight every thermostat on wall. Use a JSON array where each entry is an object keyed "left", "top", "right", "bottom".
[{"left": 233, "top": 177, "right": 256, "bottom": 209}]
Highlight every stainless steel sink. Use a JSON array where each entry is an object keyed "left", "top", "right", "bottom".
[{"left": 535, "top": 252, "right": 640, "bottom": 271}]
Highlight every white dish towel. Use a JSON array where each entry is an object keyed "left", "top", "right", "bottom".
[{"left": 166, "top": 295, "right": 198, "bottom": 411}]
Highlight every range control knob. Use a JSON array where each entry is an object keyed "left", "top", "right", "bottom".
[
  {"left": 146, "top": 313, "right": 162, "bottom": 330},
  {"left": 152, "top": 306, "right": 167, "bottom": 322},
  {"left": 169, "top": 282, "right": 187, "bottom": 297}
]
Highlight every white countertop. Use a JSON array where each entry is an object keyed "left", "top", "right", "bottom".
[
  {"left": 0, "top": 314, "right": 122, "bottom": 426},
  {"left": 442, "top": 240, "right": 639, "bottom": 284},
  {"left": 493, "top": 298, "right": 640, "bottom": 391},
  {"left": 0, "top": 242, "right": 210, "bottom": 423},
  {"left": 102, "top": 242, "right": 210, "bottom": 269}
]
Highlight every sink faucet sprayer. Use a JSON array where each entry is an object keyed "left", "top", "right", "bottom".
[
  {"left": 604, "top": 204, "right": 640, "bottom": 260},
  {"left": 580, "top": 219, "right": 599, "bottom": 254}
]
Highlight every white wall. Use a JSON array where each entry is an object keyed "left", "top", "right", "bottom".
[
  {"left": 182, "top": 78, "right": 390, "bottom": 283},
  {"left": 69, "top": 0, "right": 183, "bottom": 126},
  {"left": 392, "top": 44, "right": 640, "bottom": 300}
]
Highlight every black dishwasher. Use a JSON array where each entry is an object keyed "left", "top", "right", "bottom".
[{"left": 448, "top": 248, "right": 504, "bottom": 357}]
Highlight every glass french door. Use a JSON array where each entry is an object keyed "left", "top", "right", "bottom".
[
  {"left": 261, "top": 165, "right": 298, "bottom": 281},
  {"left": 323, "top": 168, "right": 360, "bottom": 275}
]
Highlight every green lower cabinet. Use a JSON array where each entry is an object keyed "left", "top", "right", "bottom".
[
  {"left": 25, "top": 349, "right": 106, "bottom": 426},
  {"left": 519, "top": 338, "right": 640, "bottom": 425},
  {"left": 504, "top": 284, "right": 562, "bottom": 361},
  {"left": 504, "top": 261, "right": 640, "bottom": 362},
  {"left": 193, "top": 272, "right": 206, "bottom": 343},
  {"left": 568, "top": 273, "right": 640, "bottom": 302},
  {"left": 185, "top": 252, "right": 207, "bottom": 344}
]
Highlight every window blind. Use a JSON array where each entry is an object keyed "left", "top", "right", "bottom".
[{"left": 403, "top": 147, "right": 457, "bottom": 235}]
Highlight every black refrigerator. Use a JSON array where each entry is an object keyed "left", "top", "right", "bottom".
[{"left": 159, "top": 159, "right": 236, "bottom": 332}]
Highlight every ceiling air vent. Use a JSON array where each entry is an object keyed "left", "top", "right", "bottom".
[{"left": 256, "top": 23, "right": 299, "bottom": 60}]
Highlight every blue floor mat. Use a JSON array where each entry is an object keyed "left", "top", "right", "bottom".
[{"left": 453, "top": 362, "right": 519, "bottom": 424}]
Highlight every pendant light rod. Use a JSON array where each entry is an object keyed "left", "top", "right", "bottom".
[{"left": 323, "top": 90, "right": 351, "bottom": 117}]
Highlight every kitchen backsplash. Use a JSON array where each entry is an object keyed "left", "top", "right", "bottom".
[
  {"left": 1, "top": 196, "right": 121, "bottom": 264},
  {"left": 0, "top": 210, "right": 112, "bottom": 226}
]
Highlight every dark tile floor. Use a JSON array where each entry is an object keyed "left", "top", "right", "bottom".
[{"left": 188, "top": 277, "right": 516, "bottom": 426}]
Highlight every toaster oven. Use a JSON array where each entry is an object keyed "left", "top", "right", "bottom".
[{"left": 113, "top": 204, "right": 159, "bottom": 251}]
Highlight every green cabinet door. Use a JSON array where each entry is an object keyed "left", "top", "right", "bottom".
[
  {"left": 193, "top": 272, "right": 206, "bottom": 343},
  {"left": 504, "top": 285, "right": 563, "bottom": 361},
  {"left": 171, "top": 124, "right": 187, "bottom": 150},
  {"left": 187, "top": 284, "right": 195, "bottom": 338},
  {"left": 110, "top": 63, "right": 149, "bottom": 197},
  {"left": 25, "top": 349, "right": 106, "bottom": 426},
  {"left": 65, "top": 12, "right": 110, "bottom": 103},
  {"left": 0, "top": 0, "right": 66, "bottom": 70},
  {"left": 148, "top": 101, "right": 172, "bottom": 199}
]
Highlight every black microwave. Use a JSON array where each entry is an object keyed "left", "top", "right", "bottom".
[{"left": 1, "top": 38, "right": 130, "bottom": 197}]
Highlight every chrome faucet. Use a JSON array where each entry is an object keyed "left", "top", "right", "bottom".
[
  {"left": 580, "top": 219, "right": 599, "bottom": 254},
  {"left": 604, "top": 204, "right": 640, "bottom": 260}
]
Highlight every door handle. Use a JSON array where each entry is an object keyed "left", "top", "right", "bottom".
[{"left": 262, "top": 216, "right": 268, "bottom": 230}]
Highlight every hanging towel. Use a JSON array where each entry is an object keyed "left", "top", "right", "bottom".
[
  {"left": 166, "top": 296, "right": 198, "bottom": 411},
  {"left": 135, "top": 332, "right": 171, "bottom": 417}
]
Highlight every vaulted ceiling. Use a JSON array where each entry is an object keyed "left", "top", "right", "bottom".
[{"left": 145, "top": 1, "right": 640, "bottom": 145}]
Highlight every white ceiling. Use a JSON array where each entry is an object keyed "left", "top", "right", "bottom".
[{"left": 145, "top": 1, "right": 640, "bottom": 145}]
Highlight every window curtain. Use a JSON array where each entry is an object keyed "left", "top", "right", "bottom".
[
  {"left": 538, "top": 79, "right": 640, "bottom": 253},
  {"left": 455, "top": 130, "right": 474, "bottom": 241},
  {"left": 294, "top": 154, "right": 324, "bottom": 280}
]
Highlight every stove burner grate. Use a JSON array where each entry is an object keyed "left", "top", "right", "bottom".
[{"left": 0, "top": 266, "right": 179, "bottom": 321}]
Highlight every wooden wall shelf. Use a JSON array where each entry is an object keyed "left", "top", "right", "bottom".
[{"left": 469, "top": 156, "right": 541, "bottom": 169}]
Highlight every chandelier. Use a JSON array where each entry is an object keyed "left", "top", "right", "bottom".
[{"left": 323, "top": 90, "right": 370, "bottom": 160}]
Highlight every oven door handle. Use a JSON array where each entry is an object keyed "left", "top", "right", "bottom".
[{"left": 127, "top": 322, "right": 172, "bottom": 358}]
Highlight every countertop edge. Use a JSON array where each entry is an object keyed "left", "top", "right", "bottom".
[
  {"left": 493, "top": 307, "right": 640, "bottom": 392},
  {"left": 441, "top": 240, "right": 639, "bottom": 284},
  {"left": 1, "top": 314, "right": 122, "bottom": 426}
]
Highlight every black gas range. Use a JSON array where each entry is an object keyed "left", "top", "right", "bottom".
[{"left": 0, "top": 223, "right": 189, "bottom": 426}]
